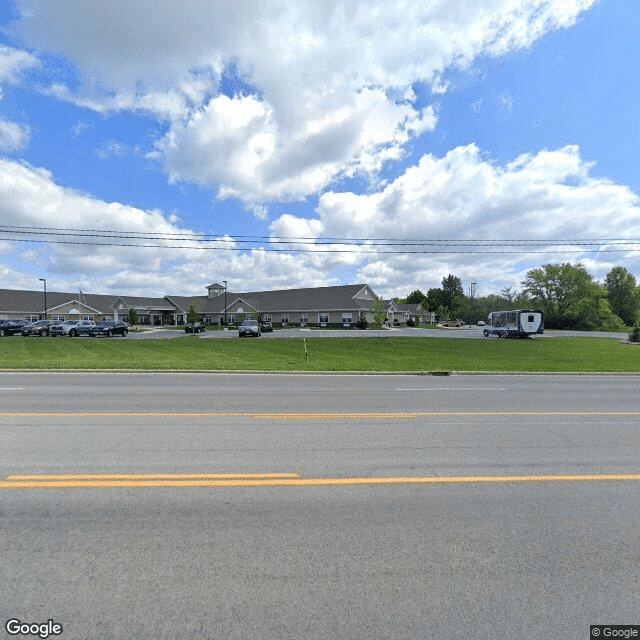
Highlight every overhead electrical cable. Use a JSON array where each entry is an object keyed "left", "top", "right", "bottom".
[{"left": 1, "top": 225, "right": 639, "bottom": 254}]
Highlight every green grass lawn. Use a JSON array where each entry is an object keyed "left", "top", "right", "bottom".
[{"left": 1, "top": 336, "right": 638, "bottom": 372}]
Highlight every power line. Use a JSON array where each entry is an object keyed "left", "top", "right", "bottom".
[{"left": 1, "top": 225, "right": 640, "bottom": 254}]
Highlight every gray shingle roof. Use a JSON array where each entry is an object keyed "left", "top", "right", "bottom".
[
  {"left": 167, "top": 284, "right": 377, "bottom": 314},
  {"left": 2, "top": 283, "right": 380, "bottom": 317}
]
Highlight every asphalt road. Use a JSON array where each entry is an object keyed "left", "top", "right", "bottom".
[{"left": 1, "top": 373, "right": 639, "bottom": 639}]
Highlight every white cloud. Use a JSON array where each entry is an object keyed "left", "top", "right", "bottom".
[
  {"left": 1, "top": 143, "right": 638, "bottom": 299},
  {"left": 155, "top": 89, "right": 436, "bottom": 205},
  {"left": 7, "top": 0, "right": 596, "bottom": 206},
  {"left": 0, "top": 118, "right": 31, "bottom": 151},
  {"left": 94, "top": 140, "right": 128, "bottom": 160},
  {"left": 0, "top": 43, "right": 40, "bottom": 87},
  {"left": 0, "top": 158, "right": 342, "bottom": 295},
  {"left": 271, "top": 144, "right": 640, "bottom": 296}
]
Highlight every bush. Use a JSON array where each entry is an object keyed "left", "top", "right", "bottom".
[{"left": 629, "top": 323, "right": 640, "bottom": 343}]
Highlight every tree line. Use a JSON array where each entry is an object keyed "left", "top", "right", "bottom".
[{"left": 399, "top": 263, "right": 640, "bottom": 331}]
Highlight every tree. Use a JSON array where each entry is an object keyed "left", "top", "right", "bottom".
[
  {"left": 402, "top": 289, "right": 427, "bottom": 305},
  {"left": 187, "top": 304, "right": 200, "bottom": 324},
  {"left": 441, "top": 274, "right": 465, "bottom": 311},
  {"left": 604, "top": 266, "right": 639, "bottom": 326},
  {"left": 568, "top": 285, "right": 624, "bottom": 331},
  {"left": 425, "top": 288, "right": 443, "bottom": 312},
  {"left": 522, "top": 262, "right": 594, "bottom": 328},
  {"left": 371, "top": 299, "right": 387, "bottom": 327},
  {"left": 475, "top": 293, "right": 514, "bottom": 320},
  {"left": 499, "top": 287, "right": 518, "bottom": 309},
  {"left": 127, "top": 307, "right": 139, "bottom": 326}
]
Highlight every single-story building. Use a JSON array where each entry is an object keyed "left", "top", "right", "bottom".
[
  {"left": 384, "top": 300, "right": 436, "bottom": 326},
  {"left": 167, "top": 283, "right": 381, "bottom": 327},
  {"left": 0, "top": 283, "right": 432, "bottom": 327},
  {"left": 0, "top": 289, "right": 176, "bottom": 325}
]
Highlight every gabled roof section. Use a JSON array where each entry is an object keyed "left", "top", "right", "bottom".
[
  {"left": 165, "top": 295, "right": 220, "bottom": 314},
  {"left": 48, "top": 298, "right": 104, "bottom": 315},
  {"left": 0, "top": 289, "right": 116, "bottom": 314},
  {"left": 112, "top": 295, "right": 176, "bottom": 311},
  {"left": 225, "top": 297, "right": 259, "bottom": 313},
  {"left": 353, "top": 285, "right": 378, "bottom": 301}
]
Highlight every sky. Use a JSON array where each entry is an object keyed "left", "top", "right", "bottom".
[{"left": 0, "top": 0, "right": 639, "bottom": 299}]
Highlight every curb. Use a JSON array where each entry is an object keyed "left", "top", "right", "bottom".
[{"left": 1, "top": 369, "right": 639, "bottom": 376}]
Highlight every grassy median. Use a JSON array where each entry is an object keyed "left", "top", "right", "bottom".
[{"left": 0, "top": 335, "right": 638, "bottom": 372}]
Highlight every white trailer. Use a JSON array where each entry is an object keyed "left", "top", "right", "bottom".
[{"left": 483, "top": 309, "right": 544, "bottom": 338}]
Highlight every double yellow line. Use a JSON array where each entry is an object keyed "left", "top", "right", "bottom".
[{"left": 2, "top": 472, "right": 640, "bottom": 489}]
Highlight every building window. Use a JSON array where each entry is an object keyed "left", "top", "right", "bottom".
[
  {"left": 318, "top": 313, "right": 329, "bottom": 324},
  {"left": 262, "top": 314, "right": 271, "bottom": 323},
  {"left": 228, "top": 314, "right": 235, "bottom": 325},
  {"left": 299, "top": 313, "right": 308, "bottom": 325},
  {"left": 281, "top": 314, "right": 289, "bottom": 325},
  {"left": 342, "top": 313, "right": 352, "bottom": 325}
]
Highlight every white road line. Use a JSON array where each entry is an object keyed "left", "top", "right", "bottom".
[{"left": 395, "top": 388, "right": 508, "bottom": 392}]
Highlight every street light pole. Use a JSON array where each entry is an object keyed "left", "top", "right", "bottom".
[
  {"left": 469, "top": 282, "right": 476, "bottom": 324},
  {"left": 223, "top": 280, "right": 227, "bottom": 327},
  {"left": 38, "top": 278, "right": 48, "bottom": 320}
]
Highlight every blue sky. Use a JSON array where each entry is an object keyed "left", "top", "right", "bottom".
[{"left": 0, "top": 0, "right": 639, "bottom": 298}]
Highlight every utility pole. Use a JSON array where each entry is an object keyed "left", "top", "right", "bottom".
[{"left": 469, "top": 282, "right": 476, "bottom": 324}]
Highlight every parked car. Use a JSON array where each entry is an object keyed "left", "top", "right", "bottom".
[
  {"left": 65, "top": 319, "right": 96, "bottom": 336},
  {"left": 49, "top": 320, "right": 82, "bottom": 336},
  {"left": 239, "top": 319, "right": 261, "bottom": 337},
  {"left": 184, "top": 322, "right": 205, "bottom": 334},
  {"left": 477, "top": 320, "right": 486, "bottom": 326},
  {"left": 21, "top": 320, "right": 54, "bottom": 336},
  {"left": 0, "top": 320, "right": 28, "bottom": 336},
  {"left": 89, "top": 320, "right": 129, "bottom": 337},
  {"left": 441, "top": 319, "right": 465, "bottom": 327},
  {"left": 260, "top": 321, "right": 273, "bottom": 332}
]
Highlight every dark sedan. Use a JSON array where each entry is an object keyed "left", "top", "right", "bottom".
[
  {"left": 21, "top": 320, "right": 54, "bottom": 336},
  {"left": 89, "top": 321, "right": 129, "bottom": 337},
  {"left": 239, "top": 319, "right": 261, "bottom": 337},
  {"left": 184, "top": 322, "right": 205, "bottom": 334}
]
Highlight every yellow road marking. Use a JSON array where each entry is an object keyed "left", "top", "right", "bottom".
[
  {"left": 1, "top": 411, "right": 640, "bottom": 419},
  {"left": 2, "top": 473, "right": 639, "bottom": 489}
]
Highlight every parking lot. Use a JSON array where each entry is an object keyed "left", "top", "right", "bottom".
[
  {"left": 120, "top": 326, "right": 484, "bottom": 339},
  {"left": 126, "top": 326, "right": 629, "bottom": 340},
  {"left": 1, "top": 322, "right": 629, "bottom": 341}
]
